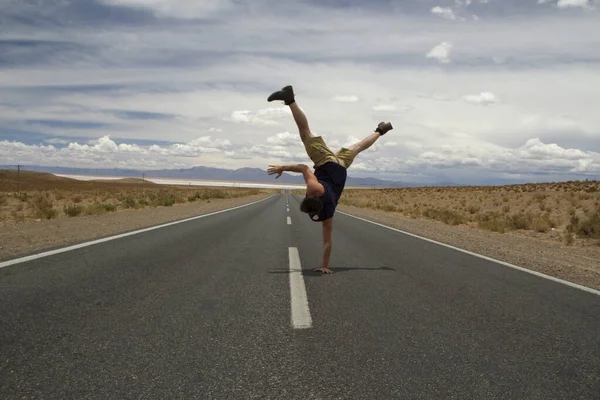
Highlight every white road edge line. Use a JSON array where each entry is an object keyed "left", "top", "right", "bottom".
[
  {"left": 287, "top": 216, "right": 292, "bottom": 225},
  {"left": 288, "top": 247, "right": 313, "bottom": 329},
  {"left": 0, "top": 195, "right": 276, "bottom": 269},
  {"left": 338, "top": 210, "right": 600, "bottom": 296}
]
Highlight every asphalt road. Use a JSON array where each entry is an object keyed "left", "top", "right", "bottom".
[{"left": 1, "top": 193, "right": 599, "bottom": 399}]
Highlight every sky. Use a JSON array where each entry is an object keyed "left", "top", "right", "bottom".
[{"left": 1, "top": 0, "right": 600, "bottom": 185}]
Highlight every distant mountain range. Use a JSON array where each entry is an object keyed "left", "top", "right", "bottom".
[{"left": 0, "top": 165, "right": 436, "bottom": 187}]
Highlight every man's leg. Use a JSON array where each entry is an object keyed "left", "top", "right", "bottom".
[
  {"left": 289, "top": 102, "right": 314, "bottom": 142},
  {"left": 348, "top": 131, "right": 381, "bottom": 154},
  {"left": 348, "top": 122, "right": 393, "bottom": 155},
  {"left": 267, "top": 85, "right": 314, "bottom": 142}
]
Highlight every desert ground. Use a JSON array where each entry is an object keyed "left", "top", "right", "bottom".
[
  {"left": 0, "top": 170, "right": 270, "bottom": 226},
  {"left": 339, "top": 181, "right": 600, "bottom": 244}
]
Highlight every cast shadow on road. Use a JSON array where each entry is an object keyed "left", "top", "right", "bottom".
[{"left": 268, "top": 266, "right": 395, "bottom": 277}]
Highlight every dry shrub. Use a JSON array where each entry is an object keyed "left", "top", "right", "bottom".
[
  {"left": 476, "top": 212, "right": 555, "bottom": 234},
  {"left": 102, "top": 203, "right": 117, "bottom": 212},
  {"left": 16, "top": 192, "right": 28, "bottom": 202},
  {"left": 30, "top": 193, "right": 58, "bottom": 219},
  {"left": 84, "top": 203, "right": 108, "bottom": 216},
  {"left": 381, "top": 204, "right": 397, "bottom": 212},
  {"left": 467, "top": 205, "right": 480, "bottom": 215},
  {"left": 423, "top": 208, "right": 466, "bottom": 226},
  {"left": 509, "top": 213, "right": 532, "bottom": 230},
  {"left": 477, "top": 212, "right": 510, "bottom": 233},
  {"left": 188, "top": 189, "right": 229, "bottom": 202},
  {"left": 64, "top": 204, "right": 83, "bottom": 217},
  {"left": 572, "top": 211, "right": 600, "bottom": 239},
  {"left": 152, "top": 190, "right": 178, "bottom": 207},
  {"left": 119, "top": 195, "right": 137, "bottom": 209},
  {"left": 530, "top": 214, "right": 555, "bottom": 233}
]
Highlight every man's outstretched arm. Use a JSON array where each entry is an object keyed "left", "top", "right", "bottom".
[{"left": 267, "top": 164, "right": 324, "bottom": 196}]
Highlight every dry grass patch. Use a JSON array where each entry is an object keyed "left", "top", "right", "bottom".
[
  {"left": 0, "top": 170, "right": 271, "bottom": 225},
  {"left": 339, "top": 180, "right": 599, "bottom": 244}
]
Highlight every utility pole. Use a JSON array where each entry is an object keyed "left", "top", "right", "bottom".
[
  {"left": 142, "top": 172, "right": 145, "bottom": 182},
  {"left": 17, "top": 164, "right": 20, "bottom": 194}
]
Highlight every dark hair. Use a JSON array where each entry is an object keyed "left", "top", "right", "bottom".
[{"left": 300, "top": 196, "right": 322, "bottom": 216}]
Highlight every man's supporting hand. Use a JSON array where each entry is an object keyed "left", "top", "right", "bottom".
[
  {"left": 316, "top": 218, "right": 334, "bottom": 274},
  {"left": 313, "top": 267, "right": 334, "bottom": 274}
]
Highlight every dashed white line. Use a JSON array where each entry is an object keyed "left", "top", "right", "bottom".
[
  {"left": 287, "top": 216, "right": 292, "bottom": 225},
  {"left": 288, "top": 247, "right": 313, "bottom": 329}
]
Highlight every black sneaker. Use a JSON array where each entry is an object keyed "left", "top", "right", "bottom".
[
  {"left": 267, "top": 85, "right": 295, "bottom": 105},
  {"left": 375, "top": 122, "right": 393, "bottom": 135}
]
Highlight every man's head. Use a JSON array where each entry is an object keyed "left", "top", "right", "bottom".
[{"left": 300, "top": 195, "right": 322, "bottom": 220}]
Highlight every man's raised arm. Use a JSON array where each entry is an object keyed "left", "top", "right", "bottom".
[{"left": 267, "top": 164, "right": 324, "bottom": 196}]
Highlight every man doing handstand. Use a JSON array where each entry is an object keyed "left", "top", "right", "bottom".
[{"left": 266, "top": 85, "right": 393, "bottom": 274}]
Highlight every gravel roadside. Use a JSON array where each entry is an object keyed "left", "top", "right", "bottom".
[
  {"left": 0, "top": 194, "right": 270, "bottom": 262},
  {"left": 338, "top": 204, "right": 600, "bottom": 291}
]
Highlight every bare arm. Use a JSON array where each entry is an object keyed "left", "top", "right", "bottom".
[
  {"left": 267, "top": 164, "right": 324, "bottom": 196},
  {"left": 321, "top": 217, "right": 333, "bottom": 270}
]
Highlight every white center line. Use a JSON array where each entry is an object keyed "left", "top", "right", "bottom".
[
  {"left": 287, "top": 216, "right": 292, "bottom": 225},
  {"left": 288, "top": 247, "right": 313, "bottom": 329}
]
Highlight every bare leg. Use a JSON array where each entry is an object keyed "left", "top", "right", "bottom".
[
  {"left": 289, "top": 102, "right": 314, "bottom": 142},
  {"left": 348, "top": 131, "right": 382, "bottom": 154}
]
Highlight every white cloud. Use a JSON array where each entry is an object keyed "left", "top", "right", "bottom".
[
  {"left": 0, "top": 135, "right": 232, "bottom": 169},
  {"left": 519, "top": 138, "right": 587, "bottom": 160},
  {"left": 243, "top": 143, "right": 308, "bottom": 162},
  {"left": 557, "top": 0, "right": 591, "bottom": 8},
  {"left": 426, "top": 42, "right": 453, "bottom": 64},
  {"left": 331, "top": 95, "right": 360, "bottom": 103},
  {"left": 431, "top": 6, "right": 457, "bottom": 20},
  {"left": 230, "top": 107, "right": 289, "bottom": 126},
  {"left": 266, "top": 131, "right": 301, "bottom": 146},
  {"left": 405, "top": 138, "right": 600, "bottom": 174},
  {"left": 462, "top": 91, "right": 499, "bottom": 105}
]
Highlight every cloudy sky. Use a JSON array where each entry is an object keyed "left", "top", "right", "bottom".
[{"left": 1, "top": 0, "right": 599, "bottom": 184}]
